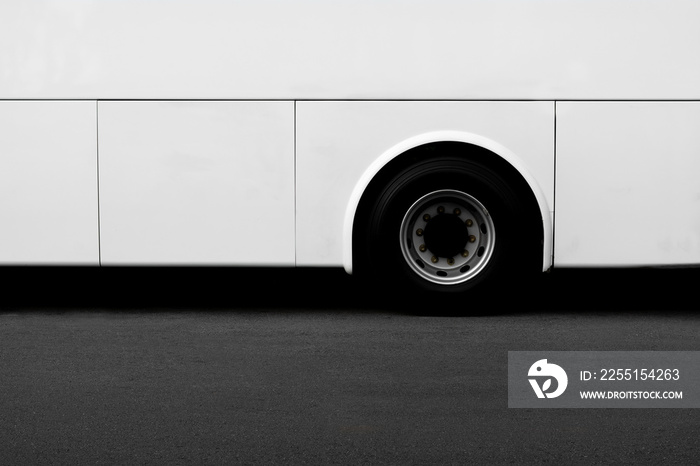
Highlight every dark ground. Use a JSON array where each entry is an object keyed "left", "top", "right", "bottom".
[{"left": 1, "top": 266, "right": 698, "bottom": 464}]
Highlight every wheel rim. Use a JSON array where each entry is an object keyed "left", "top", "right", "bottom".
[{"left": 399, "top": 189, "right": 496, "bottom": 285}]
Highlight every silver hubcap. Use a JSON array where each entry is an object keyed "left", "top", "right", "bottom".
[{"left": 399, "top": 189, "right": 496, "bottom": 285}]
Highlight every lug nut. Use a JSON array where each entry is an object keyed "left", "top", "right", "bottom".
[
  {"left": 454, "top": 208, "right": 461, "bottom": 216},
  {"left": 431, "top": 256, "right": 439, "bottom": 263},
  {"left": 447, "top": 258, "right": 455, "bottom": 265},
  {"left": 419, "top": 244, "right": 426, "bottom": 252},
  {"left": 469, "top": 235, "right": 476, "bottom": 243},
  {"left": 461, "top": 250, "right": 469, "bottom": 257},
  {"left": 437, "top": 206, "right": 445, "bottom": 214},
  {"left": 466, "top": 219, "right": 473, "bottom": 227},
  {"left": 423, "top": 214, "right": 431, "bottom": 222},
  {"left": 416, "top": 228, "right": 424, "bottom": 236}
]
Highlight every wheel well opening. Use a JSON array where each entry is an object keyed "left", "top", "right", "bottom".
[{"left": 352, "top": 141, "right": 544, "bottom": 278}]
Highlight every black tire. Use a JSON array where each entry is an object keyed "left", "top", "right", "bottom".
[{"left": 357, "top": 155, "right": 541, "bottom": 298}]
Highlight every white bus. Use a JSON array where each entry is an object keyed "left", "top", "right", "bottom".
[{"left": 1, "top": 0, "right": 699, "bottom": 294}]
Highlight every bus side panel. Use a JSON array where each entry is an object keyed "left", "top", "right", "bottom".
[
  {"left": 2, "top": 1, "right": 699, "bottom": 101},
  {"left": 0, "top": 101, "right": 99, "bottom": 265},
  {"left": 98, "top": 101, "right": 295, "bottom": 266},
  {"left": 555, "top": 102, "right": 700, "bottom": 267},
  {"left": 296, "top": 101, "right": 554, "bottom": 267}
]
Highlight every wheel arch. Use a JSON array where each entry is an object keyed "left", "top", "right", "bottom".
[{"left": 344, "top": 131, "right": 553, "bottom": 275}]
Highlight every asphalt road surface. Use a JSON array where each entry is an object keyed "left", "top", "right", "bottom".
[{"left": 1, "top": 266, "right": 699, "bottom": 464}]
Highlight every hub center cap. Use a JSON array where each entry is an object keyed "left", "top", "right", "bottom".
[{"left": 423, "top": 214, "right": 468, "bottom": 258}]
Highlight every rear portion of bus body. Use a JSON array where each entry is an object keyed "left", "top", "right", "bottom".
[{"left": 1, "top": 1, "right": 699, "bottom": 292}]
